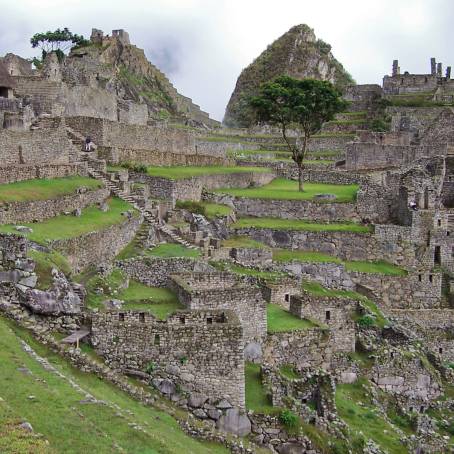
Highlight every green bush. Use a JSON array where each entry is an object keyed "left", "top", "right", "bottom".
[
  {"left": 279, "top": 409, "right": 300, "bottom": 431},
  {"left": 146, "top": 362, "right": 156, "bottom": 374},
  {"left": 357, "top": 315, "right": 376, "bottom": 327},
  {"left": 120, "top": 162, "right": 147, "bottom": 173}
]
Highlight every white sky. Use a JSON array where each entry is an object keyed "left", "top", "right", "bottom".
[{"left": 0, "top": 0, "right": 452, "bottom": 120}]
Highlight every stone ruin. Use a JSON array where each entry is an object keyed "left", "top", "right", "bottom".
[{"left": 0, "top": 26, "right": 454, "bottom": 451}]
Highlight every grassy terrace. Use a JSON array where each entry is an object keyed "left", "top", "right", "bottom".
[
  {"left": 0, "top": 198, "right": 136, "bottom": 244},
  {"left": 215, "top": 178, "right": 358, "bottom": 202},
  {"left": 146, "top": 165, "right": 270, "bottom": 180},
  {"left": 176, "top": 200, "right": 233, "bottom": 220},
  {"left": 0, "top": 176, "right": 103, "bottom": 205},
  {"left": 211, "top": 260, "right": 287, "bottom": 282},
  {"left": 267, "top": 303, "right": 319, "bottom": 333},
  {"left": 147, "top": 243, "right": 201, "bottom": 258},
  {"left": 336, "top": 379, "right": 404, "bottom": 453},
  {"left": 0, "top": 317, "right": 227, "bottom": 453},
  {"left": 221, "top": 236, "right": 269, "bottom": 249},
  {"left": 80, "top": 268, "right": 183, "bottom": 318},
  {"left": 274, "top": 249, "right": 407, "bottom": 276},
  {"left": 233, "top": 217, "right": 372, "bottom": 233}
]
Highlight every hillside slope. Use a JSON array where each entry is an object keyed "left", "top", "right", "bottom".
[
  {"left": 224, "top": 24, "right": 354, "bottom": 127},
  {"left": 0, "top": 316, "right": 227, "bottom": 454}
]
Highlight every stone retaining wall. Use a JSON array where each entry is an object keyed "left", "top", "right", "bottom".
[
  {"left": 131, "top": 171, "right": 275, "bottom": 201},
  {"left": 91, "top": 309, "right": 245, "bottom": 408},
  {"left": 117, "top": 256, "right": 215, "bottom": 287},
  {"left": 50, "top": 215, "right": 142, "bottom": 272},
  {"left": 0, "top": 163, "right": 87, "bottom": 185},
  {"left": 0, "top": 188, "right": 108, "bottom": 224}
]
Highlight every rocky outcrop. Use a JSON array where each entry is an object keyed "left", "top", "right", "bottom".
[{"left": 224, "top": 24, "right": 354, "bottom": 127}]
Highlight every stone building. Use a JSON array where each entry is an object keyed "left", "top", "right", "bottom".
[{"left": 170, "top": 272, "right": 267, "bottom": 344}]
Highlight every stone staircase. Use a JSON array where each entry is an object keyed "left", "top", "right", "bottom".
[{"left": 84, "top": 158, "right": 198, "bottom": 251}]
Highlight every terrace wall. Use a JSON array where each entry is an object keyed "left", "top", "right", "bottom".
[
  {"left": 91, "top": 310, "right": 245, "bottom": 408},
  {"left": 50, "top": 215, "right": 142, "bottom": 272},
  {"left": 0, "top": 163, "right": 87, "bottom": 185},
  {"left": 232, "top": 227, "right": 416, "bottom": 267},
  {"left": 130, "top": 171, "right": 275, "bottom": 201},
  {"left": 0, "top": 125, "right": 77, "bottom": 165},
  {"left": 117, "top": 256, "right": 214, "bottom": 287}
]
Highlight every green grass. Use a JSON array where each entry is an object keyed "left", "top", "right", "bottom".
[
  {"left": 279, "top": 364, "right": 300, "bottom": 380},
  {"left": 118, "top": 281, "right": 183, "bottom": 319},
  {"left": 273, "top": 250, "right": 407, "bottom": 276},
  {"left": 221, "top": 236, "right": 269, "bottom": 249},
  {"left": 0, "top": 176, "right": 102, "bottom": 205},
  {"left": 215, "top": 178, "right": 358, "bottom": 203},
  {"left": 233, "top": 217, "right": 372, "bottom": 233},
  {"left": 0, "top": 198, "right": 136, "bottom": 244},
  {"left": 244, "top": 362, "right": 274, "bottom": 413},
  {"left": 146, "top": 165, "right": 270, "bottom": 180},
  {"left": 146, "top": 243, "right": 201, "bottom": 258},
  {"left": 211, "top": 261, "right": 286, "bottom": 282},
  {"left": 267, "top": 304, "right": 318, "bottom": 333},
  {"left": 344, "top": 260, "right": 407, "bottom": 276},
  {"left": 175, "top": 200, "right": 232, "bottom": 220},
  {"left": 336, "top": 379, "right": 406, "bottom": 454},
  {"left": 28, "top": 249, "right": 72, "bottom": 290},
  {"left": 0, "top": 316, "right": 228, "bottom": 454}
]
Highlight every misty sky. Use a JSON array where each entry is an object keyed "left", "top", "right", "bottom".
[{"left": 1, "top": 0, "right": 453, "bottom": 121}]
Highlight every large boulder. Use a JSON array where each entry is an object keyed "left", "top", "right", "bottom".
[{"left": 216, "top": 408, "right": 251, "bottom": 436}]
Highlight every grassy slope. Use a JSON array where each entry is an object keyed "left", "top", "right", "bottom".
[
  {"left": 28, "top": 249, "right": 72, "bottom": 290},
  {"left": 267, "top": 304, "right": 318, "bottom": 333},
  {"left": 0, "top": 177, "right": 102, "bottom": 204},
  {"left": 244, "top": 363, "right": 274, "bottom": 413},
  {"left": 0, "top": 317, "right": 227, "bottom": 454},
  {"left": 221, "top": 236, "right": 270, "bottom": 249},
  {"left": 147, "top": 243, "right": 201, "bottom": 258},
  {"left": 233, "top": 217, "right": 372, "bottom": 233},
  {"left": 0, "top": 198, "right": 136, "bottom": 244},
  {"left": 273, "top": 249, "right": 407, "bottom": 276},
  {"left": 215, "top": 178, "right": 358, "bottom": 203},
  {"left": 336, "top": 379, "right": 406, "bottom": 454},
  {"left": 146, "top": 166, "right": 269, "bottom": 180}
]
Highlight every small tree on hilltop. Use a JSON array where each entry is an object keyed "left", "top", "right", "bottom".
[
  {"left": 248, "top": 76, "right": 347, "bottom": 191},
  {"left": 31, "top": 28, "right": 89, "bottom": 62}
]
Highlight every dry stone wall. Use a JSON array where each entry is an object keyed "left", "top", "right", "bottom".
[
  {"left": 0, "top": 188, "right": 108, "bottom": 224},
  {"left": 170, "top": 272, "right": 267, "bottom": 344},
  {"left": 117, "top": 257, "right": 215, "bottom": 287},
  {"left": 0, "top": 125, "right": 77, "bottom": 165},
  {"left": 50, "top": 215, "right": 141, "bottom": 272},
  {"left": 0, "top": 163, "right": 87, "bottom": 185},
  {"left": 91, "top": 309, "right": 245, "bottom": 408}
]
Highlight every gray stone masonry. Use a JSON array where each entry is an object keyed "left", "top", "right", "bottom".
[
  {"left": 290, "top": 292, "right": 356, "bottom": 353},
  {"left": 170, "top": 272, "right": 267, "bottom": 344},
  {"left": 91, "top": 309, "right": 245, "bottom": 408}
]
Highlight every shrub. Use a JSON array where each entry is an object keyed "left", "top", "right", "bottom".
[
  {"left": 357, "top": 315, "right": 376, "bottom": 327},
  {"left": 279, "top": 409, "right": 300, "bottom": 431},
  {"left": 179, "top": 356, "right": 188, "bottom": 365},
  {"left": 146, "top": 362, "right": 156, "bottom": 374},
  {"left": 120, "top": 162, "right": 147, "bottom": 173}
]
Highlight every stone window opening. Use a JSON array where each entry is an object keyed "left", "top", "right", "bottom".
[
  {"left": 425, "top": 76, "right": 428, "bottom": 82},
  {"left": 439, "top": 347, "right": 443, "bottom": 354},
  {"left": 390, "top": 351, "right": 395, "bottom": 358},
  {"left": 418, "top": 274, "right": 422, "bottom": 282},
  {"left": 119, "top": 313, "right": 124, "bottom": 322},
  {"left": 420, "top": 406, "right": 424, "bottom": 413},
  {"left": 426, "top": 231, "right": 431, "bottom": 246},
  {"left": 154, "top": 334, "right": 160, "bottom": 346},
  {"left": 424, "top": 188, "right": 429, "bottom": 209},
  {"left": 139, "top": 312, "right": 145, "bottom": 323},
  {"left": 438, "top": 219, "right": 442, "bottom": 227},
  {"left": 429, "top": 274, "right": 433, "bottom": 283},
  {"left": 207, "top": 317, "right": 213, "bottom": 324},
  {"left": 447, "top": 231, "right": 450, "bottom": 236},
  {"left": 284, "top": 293, "right": 290, "bottom": 303},
  {"left": 180, "top": 316, "right": 185, "bottom": 324},
  {"left": 0, "top": 87, "right": 9, "bottom": 98},
  {"left": 217, "top": 312, "right": 227, "bottom": 323},
  {"left": 325, "top": 310, "right": 331, "bottom": 321},
  {"left": 409, "top": 406, "right": 414, "bottom": 412},
  {"left": 434, "top": 246, "right": 441, "bottom": 265}
]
